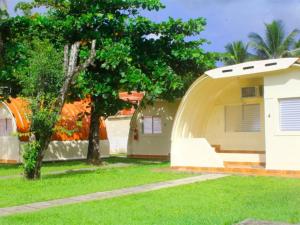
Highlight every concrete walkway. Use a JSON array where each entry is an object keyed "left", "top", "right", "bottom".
[{"left": 0, "top": 173, "right": 227, "bottom": 217}]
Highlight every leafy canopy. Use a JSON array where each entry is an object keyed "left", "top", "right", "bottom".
[{"left": 16, "top": 0, "right": 215, "bottom": 117}]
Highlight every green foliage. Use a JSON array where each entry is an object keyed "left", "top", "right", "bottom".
[
  {"left": 0, "top": 15, "right": 65, "bottom": 97},
  {"left": 18, "top": 0, "right": 215, "bottom": 117},
  {"left": 17, "top": 40, "right": 64, "bottom": 177},
  {"left": 17, "top": 39, "right": 64, "bottom": 97},
  {"left": 22, "top": 141, "right": 40, "bottom": 176},
  {"left": 223, "top": 41, "right": 253, "bottom": 65},
  {"left": 10, "top": 0, "right": 216, "bottom": 164},
  {"left": 249, "top": 20, "right": 300, "bottom": 59}
]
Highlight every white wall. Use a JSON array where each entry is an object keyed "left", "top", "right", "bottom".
[
  {"left": 17, "top": 140, "right": 110, "bottom": 163},
  {"left": 205, "top": 78, "right": 265, "bottom": 151},
  {"left": 128, "top": 100, "right": 179, "bottom": 157},
  {"left": 0, "top": 136, "right": 20, "bottom": 162},
  {"left": 0, "top": 102, "right": 19, "bottom": 163},
  {"left": 264, "top": 67, "right": 300, "bottom": 170},
  {"left": 171, "top": 75, "right": 266, "bottom": 168},
  {"left": 171, "top": 138, "right": 224, "bottom": 167},
  {"left": 44, "top": 140, "right": 110, "bottom": 161},
  {"left": 106, "top": 116, "right": 131, "bottom": 154}
]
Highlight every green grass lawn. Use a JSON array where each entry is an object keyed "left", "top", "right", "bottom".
[
  {"left": 0, "top": 161, "right": 97, "bottom": 177},
  {"left": 0, "top": 157, "right": 146, "bottom": 177},
  {"left": 0, "top": 159, "right": 191, "bottom": 207},
  {"left": 1, "top": 176, "right": 300, "bottom": 225}
]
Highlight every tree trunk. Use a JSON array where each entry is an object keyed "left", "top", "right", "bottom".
[{"left": 87, "top": 97, "right": 102, "bottom": 165}]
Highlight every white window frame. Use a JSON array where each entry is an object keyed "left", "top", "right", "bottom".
[
  {"left": 225, "top": 103, "right": 261, "bottom": 133},
  {"left": 279, "top": 97, "right": 300, "bottom": 132},
  {"left": 0, "top": 103, "right": 15, "bottom": 137},
  {"left": 142, "top": 116, "right": 162, "bottom": 135}
]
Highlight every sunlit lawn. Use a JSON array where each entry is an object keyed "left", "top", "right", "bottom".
[
  {"left": 1, "top": 176, "right": 300, "bottom": 225},
  {"left": 0, "top": 156, "right": 145, "bottom": 177},
  {"left": 0, "top": 158, "right": 191, "bottom": 207}
]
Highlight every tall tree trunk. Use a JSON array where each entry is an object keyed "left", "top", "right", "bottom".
[{"left": 87, "top": 96, "right": 102, "bottom": 165}]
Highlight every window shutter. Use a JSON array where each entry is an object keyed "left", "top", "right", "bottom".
[
  {"left": 153, "top": 117, "right": 162, "bottom": 134},
  {"left": 225, "top": 104, "right": 260, "bottom": 132},
  {"left": 240, "top": 104, "right": 260, "bottom": 132},
  {"left": 279, "top": 98, "right": 300, "bottom": 131},
  {"left": 143, "top": 117, "right": 153, "bottom": 134}
]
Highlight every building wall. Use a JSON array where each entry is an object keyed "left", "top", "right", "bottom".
[
  {"left": 106, "top": 116, "right": 131, "bottom": 154},
  {"left": 171, "top": 75, "right": 265, "bottom": 167},
  {"left": 127, "top": 100, "right": 180, "bottom": 157},
  {"left": 171, "top": 76, "right": 229, "bottom": 167},
  {"left": 44, "top": 140, "right": 110, "bottom": 161},
  {"left": 0, "top": 136, "right": 20, "bottom": 163},
  {"left": 18, "top": 140, "right": 110, "bottom": 162},
  {"left": 0, "top": 100, "right": 111, "bottom": 164},
  {"left": 0, "top": 102, "right": 19, "bottom": 163},
  {"left": 264, "top": 67, "right": 300, "bottom": 170},
  {"left": 205, "top": 78, "right": 265, "bottom": 151}
]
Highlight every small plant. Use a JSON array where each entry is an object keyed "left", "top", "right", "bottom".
[{"left": 22, "top": 141, "right": 40, "bottom": 178}]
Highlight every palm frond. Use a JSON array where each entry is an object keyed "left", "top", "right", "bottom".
[
  {"left": 223, "top": 41, "right": 251, "bottom": 65},
  {"left": 280, "top": 28, "right": 300, "bottom": 56},
  {"left": 248, "top": 32, "right": 271, "bottom": 59}
]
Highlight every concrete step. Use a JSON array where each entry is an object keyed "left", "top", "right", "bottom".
[{"left": 224, "top": 161, "right": 265, "bottom": 169}]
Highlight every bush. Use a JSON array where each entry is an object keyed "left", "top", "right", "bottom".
[{"left": 22, "top": 141, "right": 40, "bottom": 178}]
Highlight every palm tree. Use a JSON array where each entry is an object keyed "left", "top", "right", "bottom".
[
  {"left": 248, "top": 20, "right": 299, "bottom": 59},
  {"left": 287, "top": 39, "right": 300, "bottom": 57},
  {"left": 223, "top": 41, "right": 252, "bottom": 65}
]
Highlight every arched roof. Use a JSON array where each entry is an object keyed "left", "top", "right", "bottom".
[
  {"left": 4, "top": 98, "right": 108, "bottom": 141},
  {"left": 172, "top": 58, "right": 300, "bottom": 141}
]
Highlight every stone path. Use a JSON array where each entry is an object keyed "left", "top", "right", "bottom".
[
  {"left": 0, "top": 173, "right": 227, "bottom": 217},
  {"left": 237, "top": 219, "right": 298, "bottom": 225},
  {"left": 0, "top": 162, "right": 131, "bottom": 180}
]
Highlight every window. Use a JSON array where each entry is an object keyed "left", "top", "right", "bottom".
[
  {"left": 142, "top": 116, "right": 162, "bottom": 134},
  {"left": 0, "top": 118, "right": 13, "bottom": 136},
  {"left": 225, "top": 104, "right": 260, "bottom": 132},
  {"left": 279, "top": 98, "right": 300, "bottom": 131},
  {"left": 0, "top": 105, "right": 13, "bottom": 137}
]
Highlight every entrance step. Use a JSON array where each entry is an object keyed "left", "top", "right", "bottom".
[
  {"left": 224, "top": 161, "right": 265, "bottom": 169},
  {"left": 212, "top": 145, "right": 265, "bottom": 154}
]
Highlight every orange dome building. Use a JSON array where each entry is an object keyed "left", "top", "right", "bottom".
[{"left": 0, "top": 98, "right": 109, "bottom": 164}]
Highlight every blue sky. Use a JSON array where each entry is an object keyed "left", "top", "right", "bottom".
[{"left": 7, "top": 0, "right": 300, "bottom": 53}]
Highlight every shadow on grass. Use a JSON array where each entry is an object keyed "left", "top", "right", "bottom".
[
  {"left": 104, "top": 156, "right": 169, "bottom": 165},
  {"left": 39, "top": 157, "right": 169, "bottom": 179},
  {"left": 1, "top": 156, "right": 169, "bottom": 179},
  {"left": 0, "top": 164, "right": 22, "bottom": 171},
  {"left": 42, "top": 170, "right": 98, "bottom": 180}
]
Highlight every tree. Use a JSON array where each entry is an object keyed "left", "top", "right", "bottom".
[
  {"left": 16, "top": 39, "right": 96, "bottom": 179},
  {"left": 223, "top": 41, "right": 252, "bottom": 65},
  {"left": 0, "top": 0, "right": 8, "bottom": 68},
  {"left": 249, "top": 20, "right": 299, "bottom": 59},
  {"left": 0, "top": 13, "right": 67, "bottom": 99},
  {"left": 17, "top": 0, "right": 215, "bottom": 165}
]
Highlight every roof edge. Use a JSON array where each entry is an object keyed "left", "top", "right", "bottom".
[{"left": 205, "top": 58, "right": 299, "bottom": 79}]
